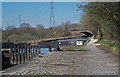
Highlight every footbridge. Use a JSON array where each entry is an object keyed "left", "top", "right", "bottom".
[
  {"left": 70, "top": 30, "right": 93, "bottom": 37},
  {"left": 79, "top": 30, "right": 93, "bottom": 37}
]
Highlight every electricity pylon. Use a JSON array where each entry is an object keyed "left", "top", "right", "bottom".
[{"left": 49, "top": 1, "right": 55, "bottom": 27}]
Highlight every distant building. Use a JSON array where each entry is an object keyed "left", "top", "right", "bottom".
[
  {"left": 20, "top": 23, "right": 30, "bottom": 28},
  {"left": 36, "top": 25, "right": 44, "bottom": 29}
]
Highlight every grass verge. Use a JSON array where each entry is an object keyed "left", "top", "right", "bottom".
[
  {"left": 95, "top": 39, "right": 118, "bottom": 56},
  {"left": 95, "top": 40, "right": 115, "bottom": 46}
]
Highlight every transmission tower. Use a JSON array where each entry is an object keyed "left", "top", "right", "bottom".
[{"left": 49, "top": 1, "right": 55, "bottom": 27}]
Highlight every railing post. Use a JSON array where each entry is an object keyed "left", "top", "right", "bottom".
[
  {"left": 24, "top": 44, "right": 27, "bottom": 62},
  {"left": 31, "top": 45, "right": 33, "bottom": 58},
  {"left": 27, "top": 45, "right": 29, "bottom": 61},
  {"left": 29, "top": 45, "right": 31, "bottom": 60},
  {"left": 14, "top": 45, "right": 18, "bottom": 64},
  {"left": 10, "top": 44, "right": 14, "bottom": 65},
  {"left": 35, "top": 45, "right": 38, "bottom": 56},
  {"left": 49, "top": 48, "right": 52, "bottom": 51},
  {"left": 56, "top": 45, "right": 61, "bottom": 51},
  {"left": 19, "top": 45, "right": 22, "bottom": 64},
  {"left": 13, "top": 45, "right": 16, "bottom": 64},
  {"left": 28, "top": 45, "right": 30, "bottom": 60},
  {"left": 17, "top": 45, "right": 21, "bottom": 64},
  {"left": 38, "top": 45, "right": 41, "bottom": 54},
  {"left": 21, "top": 45, "right": 24, "bottom": 63},
  {"left": 33, "top": 45, "right": 35, "bottom": 57},
  {"left": 30, "top": 45, "right": 33, "bottom": 59},
  {"left": 22, "top": 45, "right": 25, "bottom": 62}
]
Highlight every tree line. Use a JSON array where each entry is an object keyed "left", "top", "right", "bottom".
[
  {"left": 2, "top": 21, "right": 79, "bottom": 43},
  {"left": 77, "top": 2, "right": 120, "bottom": 48}
]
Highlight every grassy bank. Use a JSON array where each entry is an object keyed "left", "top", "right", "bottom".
[
  {"left": 95, "top": 40, "right": 115, "bottom": 46},
  {"left": 95, "top": 39, "right": 118, "bottom": 56},
  {"left": 83, "top": 39, "right": 91, "bottom": 46}
]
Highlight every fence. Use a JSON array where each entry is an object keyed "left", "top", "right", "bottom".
[
  {"left": 2, "top": 41, "right": 60, "bottom": 70},
  {"left": 2, "top": 43, "right": 42, "bottom": 70},
  {"left": 10, "top": 44, "right": 41, "bottom": 65}
]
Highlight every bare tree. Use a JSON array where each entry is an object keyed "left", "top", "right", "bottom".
[{"left": 5, "top": 25, "right": 15, "bottom": 30}]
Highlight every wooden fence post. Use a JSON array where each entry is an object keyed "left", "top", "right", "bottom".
[
  {"left": 24, "top": 44, "right": 27, "bottom": 62},
  {"left": 29, "top": 45, "right": 32, "bottom": 60},
  {"left": 31, "top": 45, "right": 33, "bottom": 58},
  {"left": 17, "top": 45, "right": 21, "bottom": 64},
  {"left": 38, "top": 45, "right": 41, "bottom": 54},
  {"left": 14, "top": 45, "right": 18, "bottom": 64},
  {"left": 19, "top": 45, "right": 22, "bottom": 64},
  {"left": 33, "top": 45, "right": 35, "bottom": 57},
  {"left": 23, "top": 45, "right": 25, "bottom": 62},
  {"left": 28, "top": 45, "right": 30, "bottom": 60},
  {"left": 35, "top": 45, "right": 38, "bottom": 56},
  {"left": 26, "top": 45, "right": 29, "bottom": 61},
  {"left": 13, "top": 45, "right": 16, "bottom": 64},
  {"left": 30, "top": 45, "right": 33, "bottom": 59},
  {"left": 9, "top": 43, "right": 44, "bottom": 65},
  {"left": 10, "top": 45, "right": 14, "bottom": 65},
  {"left": 27, "top": 45, "right": 29, "bottom": 61},
  {"left": 21, "top": 45, "right": 24, "bottom": 63},
  {"left": 49, "top": 48, "right": 52, "bottom": 51}
]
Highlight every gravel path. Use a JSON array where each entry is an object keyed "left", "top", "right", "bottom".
[{"left": 4, "top": 39, "right": 118, "bottom": 75}]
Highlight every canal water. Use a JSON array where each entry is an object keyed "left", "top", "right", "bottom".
[
  {"left": 40, "top": 48, "right": 55, "bottom": 53},
  {"left": 40, "top": 48, "right": 49, "bottom": 53},
  {"left": 34, "top": 48, "right": 55, "bottom": 54}
]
